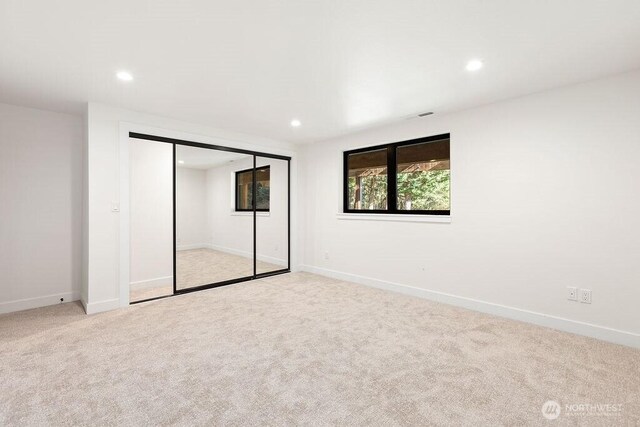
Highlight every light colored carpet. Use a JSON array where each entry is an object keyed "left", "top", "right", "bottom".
[
  {"left": 1, "top": 272, "right": 638, "bottom": 425},
  {"left": 130, "top": 285, "right": 173, "bottom": 302},
  {"left": 130, "top": 248, "right": 284, "bottom": 302}
]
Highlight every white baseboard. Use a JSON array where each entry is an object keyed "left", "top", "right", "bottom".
[
  {"left": 300, "top": 265, "right": 640, "bottom": 349},
  {"left": 130, "top": 276, "right": 173, "bottom": 291},
  {"left": 176, "top": 243, "right": 209, "bottom": 251},
  {"left": 209, "top": 244, "right": 287, "bottom": 267},
  {"left": 83, "top": 298, "right": 121, "bottom": 315},
  {"left": 0, "top": 291, "right": 80, "bottom": 315}
]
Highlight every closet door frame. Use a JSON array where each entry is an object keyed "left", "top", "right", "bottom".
[{"left": 129, "top": 132, "right": 291, "bottom": 303}]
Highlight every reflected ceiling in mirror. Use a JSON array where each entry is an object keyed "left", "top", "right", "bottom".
[{"left": 176, "top": 145, "right": 249, "bottom": 169}]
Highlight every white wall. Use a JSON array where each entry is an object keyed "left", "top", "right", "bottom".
[
  {"left": 84, "top": 103, "right": 298, "bottom": 313},
  {"left": 0, "top": 103, "right": 83, "bottom": 313},
  {"left": 300, "top": 70, "right": 640, "bottom": 347},
  {"left": 129, "top": 139, "right": 173, "bottom": 289},
  {"left": 177, "top": 167, "right": 208, "bottom": 250}
]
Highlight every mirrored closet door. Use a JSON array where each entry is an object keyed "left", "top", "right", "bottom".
[
  {"left": 129, "top": 133, "right": 291, "bottom": 304},
  {"left": 255, "top": 156, "right": 289, "bottom": 276},
  {"left": 175, "top": 145, "right": 254, "bottom": 290}
]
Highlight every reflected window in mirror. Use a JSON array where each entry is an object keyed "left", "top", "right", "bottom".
[{"left": 235, "top": 166, "right": 270, "bottom": 211}]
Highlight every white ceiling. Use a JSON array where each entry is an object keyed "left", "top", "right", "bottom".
[{"left": 2, "top": 0, "right": 640, "bottom": 144}]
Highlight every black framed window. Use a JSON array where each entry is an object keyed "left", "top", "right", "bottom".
[
  {"left": 236, "top": 166, "right": 270, "bottom": 211},
  {"left": 344, "top": 134, "right": 450, "bottom": 215}
]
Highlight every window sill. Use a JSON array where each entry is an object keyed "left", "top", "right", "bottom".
[
  {"left": 231, "top": 211, "right": 271, "bottom": 217},
  {"left": 336, "top": 213, "right": 451, "bottom": 223}
]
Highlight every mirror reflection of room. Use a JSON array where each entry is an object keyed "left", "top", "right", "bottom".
[
  {"left": 175, "top": 147, "right": 288, "bottom": 289},
  {"left": 129, "top": 139, "right": 290, "bottom": 303},
  {"left": 176, "top": 146, "right": 254, "bottom": 289},
  {"left": 255, "top": 156, "right": 289, "bottom": 275}
]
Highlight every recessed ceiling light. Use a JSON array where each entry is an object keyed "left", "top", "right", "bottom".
[
  {"left": 466, "top": 59, "right": 483, "bottom": 72},
  {"left": 116, "top": 71, "right": 133, "bottom": 81},
  {"left": 290, "top": 119, "right": 301, "bottom": 127},
  {"left": 178, "top": 160, "right": 185, "bottom": 164}
]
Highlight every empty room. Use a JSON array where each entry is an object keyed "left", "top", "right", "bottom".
[{"left": 1, "top": 0, "right": 639, "bottom": 425}]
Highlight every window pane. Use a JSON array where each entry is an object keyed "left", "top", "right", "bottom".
[
  {"left": 236, "top": 170, "right": 253, "bottom": 210},
  {"left": 396, "top": 139, "right": 450, "bottom": 211},
  {"left": 236, "top": 167, "right": 270, "bottom": 210},
  {"left": 255, "top": 167, "right": 270, "bottom": 210},
  {"left": 347, "top": 148, "right": 388, "bottom": 210}
]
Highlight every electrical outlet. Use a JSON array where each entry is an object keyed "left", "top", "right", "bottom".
[
  {"left": 324, "top": 251, "right": 329, "bottom": 260},
  {"left": 567, "top": 286, "right": 578, "bottom": 301},
  {"left": 580, "top": 289, "right": 592, "bottom": 304}
]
